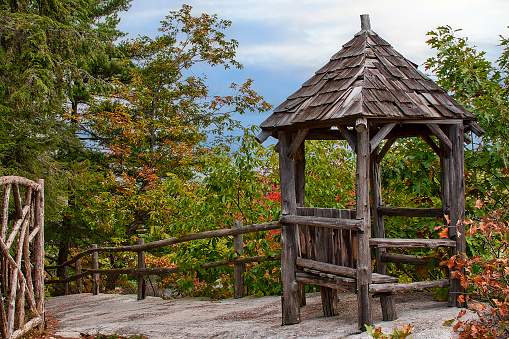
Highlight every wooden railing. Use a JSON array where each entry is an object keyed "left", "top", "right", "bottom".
[
  {"left": 0, "top": 176, "right": 45, "bottom": 339},
  {"left": 45, "top": 221, "right": 282, "bottom": 299}
]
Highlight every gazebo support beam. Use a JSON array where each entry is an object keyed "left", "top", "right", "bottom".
[
  {"left": 448, "top": 124, "right": 467, "bottom": 308},
  {"left": 287, "top": 129, "right": 309, "bottom": 158},
  {"left": 356, "top": 126, "right": 372, "bottom": 330},
  {"left": 376, "top": 138, "right": 395, "bottom": 163},
  {"left": 370, "top": 123, "right": 396, "bottom": 153},
  {"left": 278, "top": 131, "right": 301, "bottom": 325},
  {"left": 427, "top": 124, "right": 452, "bottom": 151},
  {"left": 338, "top": 126, "right": 357, "bottom": 152},
  {"left": 294, "top": 142, "right": 307, "bottom": 307}
]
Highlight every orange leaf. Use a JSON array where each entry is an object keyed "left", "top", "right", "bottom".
[
  {"left": 475, "top": 199, "right": 484, "bottom": 209},
  {"left": 439, "top": 227, "right": 449, "bottom": 239}
]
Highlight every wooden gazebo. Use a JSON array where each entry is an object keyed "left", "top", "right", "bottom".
[{"left": 257, "top": 15, "right": 482, "bottom": 330}]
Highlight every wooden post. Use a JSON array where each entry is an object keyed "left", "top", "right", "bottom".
[
  {"left": 294, "top": 142, "right": 307, "bottom": 307},
  {"left": 63, "top": 266, "right": 69, "bottom": 295},
  {"left": 370, "top": 144, "right": 396, "bottom": 321},
  {"left": 448, "top": 123, "right": 466, "bottom": 308},
  {"left": 278, "top": 130, "right": 300, "bottom": 325},
  {"left": 137, "top": 238, "right": 146, "bottom": 300},
  {"left": 34, "top": 179, "right": 45, "bottom": 326},
  {"left": 356, "top": 120, "right": 372, "bottom": 330},
  {"left": 233, "top": 220, "right": 245, "bottom": 299},
  {"left": 76, "top": 259, "right": 82, "bottom": 294},
  {"left": 316, "top": 208, "right": 339, "bottom": 316},
  {"left": 91, "top": 244, "right": 99, "bottom": 295}
]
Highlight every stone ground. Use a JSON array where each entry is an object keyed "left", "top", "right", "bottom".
[{"left": 45, "top": 292, "right": 475, "bottom": 339}]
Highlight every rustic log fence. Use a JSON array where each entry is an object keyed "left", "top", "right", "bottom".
[
  {"left": 45, "top": 221, "right": 282, "bottom": 299},
  {"left": 0, "top": 176, "right": 45, "bottom": 339}
]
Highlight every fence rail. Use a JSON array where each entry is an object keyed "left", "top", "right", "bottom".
[{"left": 45, "top": 221, "right": 282, "bottom": 299}]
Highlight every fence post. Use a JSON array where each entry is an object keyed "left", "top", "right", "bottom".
[
  {"left": 34, "top": 178, "right": 45, "bottom": 326},
  {"left": 63, "top": 266, "right": 69, "bottom": 295},
  {"left": 137, "top": 238, "right": 146, "bottom": 300},
  {"left": 76, "top": 259, "right": 82, "bottom": 294},
  {"left": 92, "top": 244, "right": 99, "bottom": 295},
  {"left": 233, "top": 220, "right": 245, "bottom": 299}
]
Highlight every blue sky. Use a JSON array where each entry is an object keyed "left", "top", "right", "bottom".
[{"left": 116, "top": 0, "right": 509, "bottom": 129}]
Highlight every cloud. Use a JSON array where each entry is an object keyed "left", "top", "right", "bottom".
[{"left": 116, "top": 0, "right": 509, "bottom": 125}]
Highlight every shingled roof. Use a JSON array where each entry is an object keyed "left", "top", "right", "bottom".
[{"left": 260, "top": 15, "right": 475, "bottom": 133}]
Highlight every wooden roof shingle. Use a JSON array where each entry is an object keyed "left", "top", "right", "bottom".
[{"left": 260, "top": 15, "right": 475, "bottom": 132}]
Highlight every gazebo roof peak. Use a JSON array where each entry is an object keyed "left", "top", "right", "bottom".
[
  {"left": 360, "top": 14, "right": 371, "bottom": 32},
  {"left": 258, "top": 14, "right": 476, "bottom": 138}
]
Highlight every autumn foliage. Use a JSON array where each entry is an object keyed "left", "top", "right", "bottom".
[{"left": 445, "top": 201, "right": 509, "bottom": 338}]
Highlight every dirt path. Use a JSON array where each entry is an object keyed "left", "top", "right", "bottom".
[{"left": 45, "top": 292, "right": 473, "bottom": 338}]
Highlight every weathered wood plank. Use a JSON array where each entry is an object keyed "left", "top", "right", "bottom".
[
  {"left": 315, "top": 208, "right": 339, "bottom": 317},
  {"left": 295, "top": 272, "right": 356, "bottom": 292},
  {"left": 280, "top": 215, "right": 362, "bottom": 231},
  {"left": 377, "top": 207, "right": 443, "bottom": 218},
  {"left": 380, "top": 253, "right": 428, "bottom": 265},
  {"left": 296, "top": 257, "right": 356, "bottom": 278},
  {"left": 370, "top": 238, "right": 456, "bottom": 248},
  {"left": 294, "top": 144, "right": 307, "bottom": 307},
  {"left": 370, "top": 279, "right": 450, "bottom": 294},
  {"left": 370, "top": 143, "right": 396, "bottom": 321}
]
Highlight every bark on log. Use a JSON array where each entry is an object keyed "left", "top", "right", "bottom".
[
  {"left": 92, "top": 245, "right": 99, "bottom": 295},
  {"left": 0, "top": 177, "right": 42, "bottom": 191},
  {"left": 370, "top": 238, "right": 456, "bottom": 248},
  {"left": 380, "top": 253, "right": 428, "bottom": 265},
  {"left": 356, "top": 125, "right": 372, "bottom": 330},
  {"left": 377, "top": 207, "right": 443, "bottom": 218},
  {"left": 370, "top": 279, "right": 450, "bottom": 293},
  {"left": 233, "top": 221, "right": 245, "bottom": 299},
  {"left": 34, "top": 179, "right": 45, "bottom": 320},
  {"left": 295, "top": 272, "right": 356, "bottom": 292},
  {"left": 296, "top": 257, "right": 356, "bottom": 278},
  {"left": 46, "top": 254, "right": 282, "bottom": 284},
  {"left": 278, "top": 130, "right": 300, "bottom": 325},
  {"left": 76, "top": 259, "right": 82, "bottom": 294},
  {"left": 137, "top": 239, "right": 146, "bottom": 300}
]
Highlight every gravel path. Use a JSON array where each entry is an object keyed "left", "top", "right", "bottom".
[{"left": 46, "top": 292, "right": 473, "bottom": 338}]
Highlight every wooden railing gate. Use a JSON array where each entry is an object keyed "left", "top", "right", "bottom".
[{"left": 0, "top": 176, "right": 45, "bottom": 339}]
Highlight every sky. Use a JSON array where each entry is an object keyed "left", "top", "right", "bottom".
[{"left": 116, "top": 0, "right": 509, "bottom": 129}]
